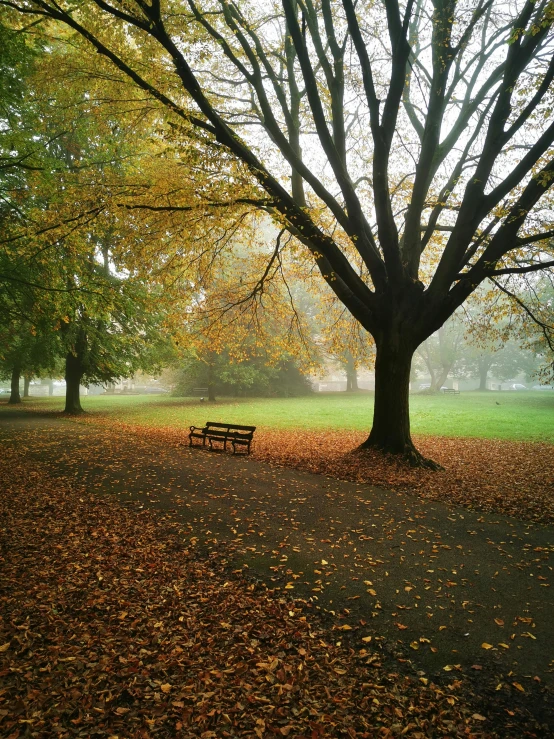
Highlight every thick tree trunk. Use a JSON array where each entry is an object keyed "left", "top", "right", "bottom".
[
  {"left": 9, "top": 365, "right": 22, "bottom": 405},
  {"left": 23, "top": 376, "right": 31, "bottom": 398},
  {"left": 360, "top": 340, "right": 439, "bottom": 468},
  {"left": 64, "top": 351, "right": 84, "bottom": 414}
]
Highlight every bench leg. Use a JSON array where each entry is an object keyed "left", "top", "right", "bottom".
[{"left": 232, "top": 442, "right": 250, "bottom": 455}]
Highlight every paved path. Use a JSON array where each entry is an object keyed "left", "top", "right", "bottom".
[{"left": 1, "top": 410, "right": 553, "bottom": 702}]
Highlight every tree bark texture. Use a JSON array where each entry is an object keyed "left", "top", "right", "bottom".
[
  {"left": 9, "top": 365, "right": 22, "bottom": 405},
  {"left": 361, "top": 335, "right": 440, "bottom": 468},
  {"left": 362, "top": 340, "right": 413, "bottom": 455},
  {"left": 64, "top": 351, "right": 84, "bottom": 414}
]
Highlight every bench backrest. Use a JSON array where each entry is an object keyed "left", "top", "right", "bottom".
[{"left": 205, "top": 422, "right": 256, "bottom": 433}]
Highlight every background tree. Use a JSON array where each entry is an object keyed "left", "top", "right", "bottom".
[
  {"left": 0, "top": 316, "right": 60, "bottom": 403},
  {"left": 173, "top": 343, "right": 312, "bottom": 400},
  {"left": 3, "top": 0, "right": 554, "bottom": 465},
  {"left": 415, "top": 319, "right": 465, "bottom": 392}
]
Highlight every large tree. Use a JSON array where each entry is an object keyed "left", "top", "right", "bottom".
[{"left": 3, "top": 0, "right": 554, "bottom": 463}]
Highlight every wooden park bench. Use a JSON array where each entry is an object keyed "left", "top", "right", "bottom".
[
  {"left": 189, "top": 422, "right": 256, "bottom": 455},
  {"left": 441, "top": 388, "right": 460, "bottom": 395}
]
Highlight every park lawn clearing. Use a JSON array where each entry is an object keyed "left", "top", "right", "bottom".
[
  {"left": 1, "top": 450, "right": 488, "bottom": 739},
  {"left": 8, "top": 394, "right": 554, "bottom": 525},
  {"left": 16, "top": 390, "right": 554, "bottom": 443}
]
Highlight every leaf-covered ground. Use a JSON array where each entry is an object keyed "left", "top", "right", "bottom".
[
  {"left": 1, "top": 452, "right": 496, "bottom": 739},
  {"left": 98, "top": 422, "right": 553, "bottom": 527},
  {"left": 1, "top": 410, "right": 553, "bottom": 737},
  {"left": 254, "top": 432, "right": 554, "bottom": 528}
]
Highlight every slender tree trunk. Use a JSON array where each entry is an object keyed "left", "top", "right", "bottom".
[
  {"left": 430, "top": 367, "right": 450, "bottom": 393},
  {"left": 23, "top": 376, "right": 31, "bottom": 398},
  {"left": 360, "top": 339, "right": 439, "bottom": 468},
  {"left": 477, "top": 356, "right": 492, "bottom": 391},
  {"left": 478, "top": 366, "right": 488, "bottom": 391},
  {"left": 48, "top": 379, "right": 54, "bottom": 396},
  {"left": 207, "top": 358, "right": 216, "bottom": 401},
  {"left": 64, "top": 351, "right": 84, "bottom": 414},
  {"left": 345, "top": 353, "right": 359, "bottom": 391},
  {"left": 9, "top": 365, "right": 22, "bottom": 405}
]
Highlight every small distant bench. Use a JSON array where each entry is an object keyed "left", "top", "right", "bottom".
[
  {"left": 189, "top": 422, "right": 256, "bottom": 455},
  {"left": 442, "top": 388, "right": 460, "bottom": 395}
]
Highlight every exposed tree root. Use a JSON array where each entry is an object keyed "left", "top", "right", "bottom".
[
  {"left": 356, "top": 440, "right": 444, "bottom": 471},
  {"left": 402, "top": 447, "right": 444, "bottom": 470}
]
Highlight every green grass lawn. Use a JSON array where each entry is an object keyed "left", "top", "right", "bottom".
[{"left": 7, "top": 390, "right": 554, "bottom": 443}]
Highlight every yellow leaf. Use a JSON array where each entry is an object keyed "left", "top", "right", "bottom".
[
  {"left": 337, "top": 624, "right": 352, "bottom": 631},
  {"left": 367, "top": 588, "right": 377, "bottom": 596},
  {"left": 160, "top": 683, "right": 172, "bottom": 693},
  {"left": 0, "top": 643, "right": 10, "bottom": 652},
  {"left": 321, "top": 560, "right": 328, "bottom": 565},
  {"left": 481, "top": 643, "right": 494, "bottom": 649},
  {"left": 410, "top": 641, "right": 419, "bottom": 650},
  {"left": 513, "top": 682, "right": 525, "bottom": 693},
  {"left": 472, "top": 714, "right": 487, "bottom": 721},
  {"left": 361, "top": 636, "right": 372, "bottom": 643},
  {"left": 494, "top": 618, "right": 504, "bottom": 626}
]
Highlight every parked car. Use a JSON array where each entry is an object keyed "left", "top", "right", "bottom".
[
  {"left": 532, "top": 385, "right": 553, "bottom": 390},
  {"left": 0, "top": 388, "right": 10, "bottom": 394},
  {"left": 510, "top": 383, "right": 527, "bottom": 390}
]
